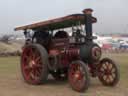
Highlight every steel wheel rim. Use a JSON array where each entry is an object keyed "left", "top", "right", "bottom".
[
  {"left": 69, "top": 63, "right": 86, "bottom": 91},
  {"left": 99, "top": 60, "right": 117, "bottom": 84},
  {"left": 21, "top": 47, "right": 43, "bottom": 83}
]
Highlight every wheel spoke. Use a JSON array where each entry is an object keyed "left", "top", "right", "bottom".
[
  {"left": 26, "top": 73, "right": 31, "bottom": 80},
  {"left": 105, "top": 62, "right": 109, "bottom": 70},
  {"left": 21, "top": 45, "right": 49, "bottom": 84},
  {"left": 109, "top": 75, "right": 114, "bottom": 82},
  {"left": 23, "top": 55, "right": 29, "bottom": 59},
  {"left": 106, "top": 75, "right": 111, "bottom": 83},
  {"left": 102, "top": 63, "right": 107, "bottom": 70},
  {"left": 33, "top": 69, "right": 40, "bottom": 78},
  {"left": 111, "top": 67, "right": 116, "bottom": 73},
  {"left": 29, "top": 48, "right": 33, "bottom": 55},
  {"left": 26, "top": 69, "right": 33, "bottom": 80},
  {"left": 30, "top": 73, "right": 35, "bottom": 80},
  {"left": 99, "top": 67, "right": 105, "bottom": 74},
  {"left": 103, "top": 75, "right": 107, "bottom": 80},
  {"left": 74, "top": 80, "right": 82, "bottom": 89},
  {"left": 24, "top": 65, "right": 31, "bottom": 70},
  {"left": 35, "top": 56, "right": 41, "bottom": 63},
  {"left": 98, "top": 58, "right": 119, "bottom": 86},
  {"left": 72, "top": 76, "right": 79, "bottom": 84},
  {"left": 33, "top": 50, "right": 39, "bottom": 60},
  {"left": 35, "top": 69, "right": 41, "bottom": 76},
  {"left": 35, "top": 58, "right": 41, "bottom": 65},
  {"left": 35, "top": 64, "right": 42, "bottom": 68},
  {"left": 30, "top": 48, "right": 36, "bottom": 60},
  {"left": 31, "top": 69, "right": 37, "bottom": 80},
  {"left": 109, "top": 63, "right": 113, "bottom": 70},
  {"left": 112, "top": 73, "right": 116, "bottom": 79},
  {"left": 69, "top": 63, "right": 87, "bottom": 91}
]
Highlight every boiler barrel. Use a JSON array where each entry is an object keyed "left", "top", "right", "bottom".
[{"left": 80, "top": 43, "right": 101, "bottom": 63}]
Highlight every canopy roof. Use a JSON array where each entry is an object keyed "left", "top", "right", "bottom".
[{"left": 15, "top": 14, "right": 97, "bottom": 31}]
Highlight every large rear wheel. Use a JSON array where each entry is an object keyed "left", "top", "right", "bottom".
[
  {"left": 21, "top": 44, "right": 49, "bottom": 85},
  {"left": 68, "top": 61, "right": 90, "bottom": 92},
  {"left": 98, "top": 58, "right": 120, "bottom": 86}
]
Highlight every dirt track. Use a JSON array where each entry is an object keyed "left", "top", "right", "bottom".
[
  {"left": 0, "top": 54, "right": 128, "bottom": 96},
  {"left": 0, "top": 74, "right": 127, "bottom": 96}
]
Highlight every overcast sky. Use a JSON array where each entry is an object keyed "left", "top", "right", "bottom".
[{"left": 0, "top": 0, "right": 128, "bottom": 35}]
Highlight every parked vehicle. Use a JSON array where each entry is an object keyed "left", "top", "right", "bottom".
[
  {"left": 120, "top": 41, "right": 128, "bottom": 49},
  {"left": 15, "top": 9, "right": 120, "bottom": 92}
]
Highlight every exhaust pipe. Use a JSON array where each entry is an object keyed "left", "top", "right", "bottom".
[{"left": 83, "top": 9, "right": 93, "bottom": 41}]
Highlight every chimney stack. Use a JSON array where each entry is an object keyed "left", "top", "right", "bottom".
[{"left": 83, "top": 9, "right": 93, "bottom": 41}]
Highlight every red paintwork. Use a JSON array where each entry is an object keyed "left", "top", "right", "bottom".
[
  {"left": 49, "top": 50, "right": 60, "bottom": 56},
  {"left": 68, "top": 63, "right": 85, "bottom": 91},
  {"left": 98, "top": 61, "right": 115, "bottom": 83},
  {"left": 21, "top": 47, "right": 43, "bottom": 84},
  {"left": 49, "top": 47, "right": 79, "bottom": 68},
  {"left": 91, "top": 46, "right": 101, "bottom": 61}
]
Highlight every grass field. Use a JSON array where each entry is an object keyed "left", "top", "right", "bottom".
[{"left": 0, "top": 53, "right": 128, "bottom": 96}]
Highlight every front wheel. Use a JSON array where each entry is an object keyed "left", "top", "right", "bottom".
[
  {"left": 68, "top": 61, "right": 90, "bottom": 92},
  {"left": 98, "top": 58, "right": 120, "bottom": 86}
]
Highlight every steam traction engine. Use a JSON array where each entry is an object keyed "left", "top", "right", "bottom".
[{"left": 15, "top": 9, "right": 120, "bottom": 92}]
